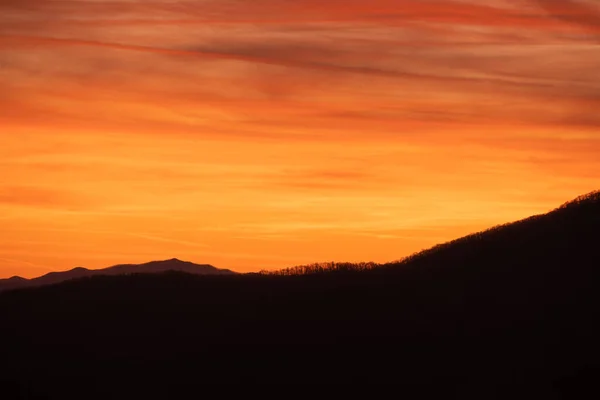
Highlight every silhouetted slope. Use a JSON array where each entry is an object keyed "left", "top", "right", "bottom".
[
  {"left": 0, "top": 258, "right": 234, "bottom": 292},
  {"left": 0, "top": 191, "right": 598, "bottom": 397},
  {"left": 0, "top": 276, "right": 27, "bottom": 292},
  {"left": 31, "top": 266, "right": 95, "bottom": 288},
  {"left": 101, "top": 258, "right": 235, "bottom": 276},
  {"left": 388, "top": 189, "right": 600, "bottom": 269}
]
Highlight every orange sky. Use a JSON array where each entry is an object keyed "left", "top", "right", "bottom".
[{"left": 1, "top": 0, "right": 599, "bottom": 278}]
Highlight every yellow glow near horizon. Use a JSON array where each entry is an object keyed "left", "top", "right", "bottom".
[{"left": 1, "top": 0, "right": 599, "bottom": 278}]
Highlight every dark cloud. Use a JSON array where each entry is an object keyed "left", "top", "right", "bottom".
[{"left": 533, "top": 0, "right": 600, "bottom": 32}]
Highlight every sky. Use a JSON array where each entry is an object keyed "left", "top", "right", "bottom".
[{"left": 1, "top": 0, "right": 599, "bottom": 278}]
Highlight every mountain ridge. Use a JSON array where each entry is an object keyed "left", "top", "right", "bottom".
[
  {"left": 0, "top": 190, "right": 598, "bottom": 392},
  {"left": 1, "top": 190, "right": 598, "bottom": 291},
  {"left": 0, "top": 258, "right": 235, "bottom": 292}
]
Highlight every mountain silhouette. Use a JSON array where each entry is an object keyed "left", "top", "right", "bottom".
[
  {"left": 0, "top": 190, "right": 598, "bottom": 397},
  {"left": 377, "top": 189, "right": 599, "bottom": 276},
  {"left": 0, "top": 258, "right": 235, "bottom": 292},
  {"left": 0, "top": 275, "right": 28, "bottom": 292}
]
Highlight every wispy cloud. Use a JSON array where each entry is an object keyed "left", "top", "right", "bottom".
[{"left": 0, "top": 0, "right": 598, "bottom": 277}]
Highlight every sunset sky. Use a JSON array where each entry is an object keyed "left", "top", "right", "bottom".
[{"left": 1, "top": 0, "right": 599, "bottom": 278}]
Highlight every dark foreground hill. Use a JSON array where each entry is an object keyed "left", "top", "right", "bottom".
[
  {"left": 0, "top": 258, "right": 235, "bottom": 292},
  {"left": 0, "top": 191, "right": 598, "bottom": 397}
]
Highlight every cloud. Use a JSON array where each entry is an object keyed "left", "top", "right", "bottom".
[
  {"left": 533, "top": 0, "right": 600, "bottom": 32},
  {"left": 0, "top": 185, "right": 93, "bottom": 210},
  {"left": 1, "top": 0, "right": 598, "bottom": 276}
]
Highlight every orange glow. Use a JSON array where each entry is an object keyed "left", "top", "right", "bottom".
[{"left": 1, "top": 0, "right": 599, "bottom": 278}]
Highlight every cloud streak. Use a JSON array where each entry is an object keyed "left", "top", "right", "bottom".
[{"left": 0, "top": 0, "right": 598, "bottom": 277}]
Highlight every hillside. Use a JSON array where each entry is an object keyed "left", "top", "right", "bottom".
[
  {"left": 0, "top": 191, "right": 598, "bottom": 397},
  {"left": 0, "top": 258, "right": 235, "bottom": 292}
]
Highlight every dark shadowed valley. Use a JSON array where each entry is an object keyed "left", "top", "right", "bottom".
[{"left": 0, "top": 191, "right": 598, "bottom": 397}]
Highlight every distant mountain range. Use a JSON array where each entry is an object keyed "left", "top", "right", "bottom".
[
  {"left": 0, "top": 258, "right": 235, "bottom": 292},
  {"left": 2, "top": 190, "right": 599, "bottom": 293},
  {"left": 0, "top": 190, "right": 598, "bottom": 394}
]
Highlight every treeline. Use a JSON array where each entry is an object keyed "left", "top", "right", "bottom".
[
  {"left": 558, "top": 190, "right": 600, "bottom": 209},
  {"left": 0, "top": 190, "right": 598, "bottom": 396},
  {"left": 260, "top": 190, "right": 600, "bottom": 278},
  {"left": 259, "top": 261, "right": 380, "bottom": 276},
  {"left": 381, "top": 190, "right": 600, "bottom": 270}
]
